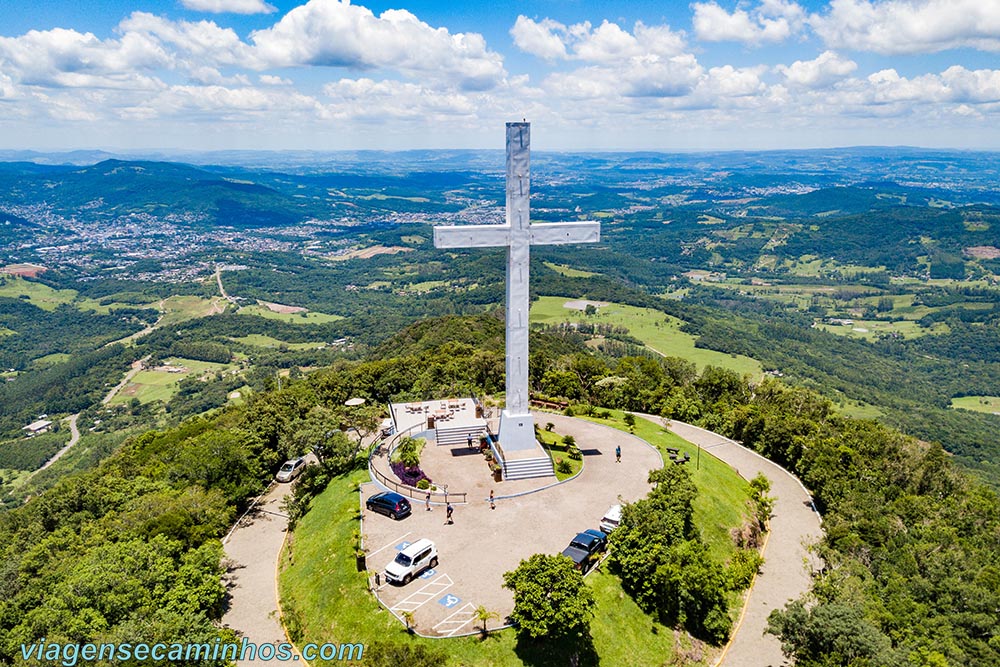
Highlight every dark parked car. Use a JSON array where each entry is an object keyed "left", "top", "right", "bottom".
[
  {"left": 366, "top": 492, "right": 412, "bottom": 520},
  {"left": 561, "top": 529, "right": 607, "bottom": 572}
]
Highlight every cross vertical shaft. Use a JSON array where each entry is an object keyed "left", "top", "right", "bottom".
[{"left": 505, "top": 122, "right": 531, "bottom": 417}]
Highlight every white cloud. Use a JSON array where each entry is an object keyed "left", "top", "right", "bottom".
[
  {"left": 250, "top": 0, "right": 505, "bottom": 90},
  {"left": 776, "top": 50, "right": 857, "bottom": 88},
  {"left": 180, "top": 0, "right": 276, "bottom": 15},
  {"left": 510, "top": 16, "right": 567, "bottom": 60},
  {"left": 119, "top": 12, "right": 257, "bottom": 68},
  {"left": 324, "top": 77, "right": 481, "bottom": 120},
  {"left": 259, "top": 74, "right": 291, "bottom": 85},
  {"left": 0, "top": 27, "right": 170, "bottom": 88},
  {"left": 693, "top": 0, "right": 806, "bottom": 44},
  {"left": 546, "top": 54, "right": 704, "bottom": 100},
  {"left": 811, "top": 0, "right": 1000, "bottom": 54},
  {"left": 510, "top": 16, "right": 685, "bottom": 62}
]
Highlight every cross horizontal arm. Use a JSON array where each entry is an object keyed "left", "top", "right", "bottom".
[
  {"left": 529, "top": 221, "right": 600, "bottom": 246},
  {"left": 434, "top": 224, "right": 510, "bottom": 249}
]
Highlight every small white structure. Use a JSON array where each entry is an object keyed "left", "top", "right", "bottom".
[{"left": 23, "top": 419, "right": 53, "bottom": 435}]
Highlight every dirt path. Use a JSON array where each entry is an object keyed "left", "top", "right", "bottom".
[
  {"left": 36, "top": 414, "right": 80, "bottom": 473},
  {"left": 646, "top": 416, "right": 824, "bottom": 667},
  {"left": 221, "top": 482, "right": 297, "bottom": 666}
]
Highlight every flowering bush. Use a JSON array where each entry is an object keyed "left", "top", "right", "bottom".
[{"left": 390, "top": 460, "right": 432, "bottom": 487}]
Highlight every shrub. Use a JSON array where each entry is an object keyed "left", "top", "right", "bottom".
[
  {"left": 556, "top": 459, "right": 572, "bottom": 475},
  {"left": 568, "top": 447, "right": 583, "bottom": 461},
  {"left": 416, "top": 479, "right": 430, "bottom": 490}
]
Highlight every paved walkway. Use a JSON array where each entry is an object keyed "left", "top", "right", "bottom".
[
  {"left": 646, "top": 416, "right": 824, "bottom": 667},
  {"left": 221, "top": 482, "right": 296, "bottom": 666}
]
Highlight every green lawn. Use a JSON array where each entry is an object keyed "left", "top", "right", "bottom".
[
  {"left": 950, "top": 396, "right": 1000, "bottom": 414},
  {"left": 238, "top": 304, "right": 343, "bottom": 324},
  {"left": 279, "top": 470, "right": 712, "bottom": 666},
  {"left": 531, "top": 296, "right": 762, "bottom": 378},
  {"left": 536, "top": 428, "right": 583, "bottom": 480}
]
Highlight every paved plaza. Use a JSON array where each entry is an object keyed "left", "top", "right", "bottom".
[{"left": 362, "top": 413, "right": 663, "bottom": 636}]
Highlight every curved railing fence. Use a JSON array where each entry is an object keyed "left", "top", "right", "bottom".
[{"left": 368, "top": 421, "right": 468, "bottom": 504}]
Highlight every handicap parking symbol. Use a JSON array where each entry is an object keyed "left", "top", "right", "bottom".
[
  {"left": 438, "top": 594, "right": 461, "bottom": 608},
  {"left": 395, "top": 541, "right": 411, "bottom": 551},
  {"left": 420, "top": 568, "right": 436, "bottom": 579}
]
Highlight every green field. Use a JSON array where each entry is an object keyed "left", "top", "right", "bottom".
[
  {"left": 531, "top": 296, "right": 762, "bottom": 378},
  {"left": 814, "top": 319, "right": 949, "bottom": 341},
  {"left": 950, "top": 396, "right": 1000, "bottom": 414},
  {"left": 238, "top": 304, "right": 343, "bottom": 324},
  {"left": 31, "top": 352, "right": 72, "bottom": 368},
  {"left": 231, "top": 334, "right": 326, "bottom": 350},
  {"left": 543, "top": 261, "right": 598, "bottom": 278},
  {"left": 110, "top": 357, "right": 235, "bottom": 405},
  {"left": 0, "top": 275, "right": 77, "bottom": 311},
  {"left": 159, "top": 296, "right": 226, "bottom": 327},
  {"left": 0, "top": 326, "right": 15, "bottom": 336}
]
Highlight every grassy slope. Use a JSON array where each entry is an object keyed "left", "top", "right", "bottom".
[{"left": 531, "top": 296, "right": 762, "bottom": 378}]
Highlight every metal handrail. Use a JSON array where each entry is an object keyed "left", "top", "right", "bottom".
[{"left": 367, "top": 421, "right": 468, "bottom": 504}]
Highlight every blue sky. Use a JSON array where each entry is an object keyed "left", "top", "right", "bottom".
[{"left": 1, "top": 0, "right": 999, "bottom": 151}]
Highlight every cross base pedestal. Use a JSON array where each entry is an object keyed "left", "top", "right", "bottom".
[{"left": 498, "top": 410, "right": 538, "bottom": 452}]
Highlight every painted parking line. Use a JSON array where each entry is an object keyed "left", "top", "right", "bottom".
[
  {"left": 432, "top": 601, "right": 478, "bottom": 637},
  {"left": 389, "top": 573, "right": 453, "bottom": 613},
  {"left": 367, "top": 532, "right": 411, "bottom": 558}
]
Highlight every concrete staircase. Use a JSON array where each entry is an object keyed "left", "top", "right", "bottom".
[
  {"left": 501, "top": 454, "right": 555, "bottom": 481},
  {"left": 435, "top": 424, "right": 485, "bottom": 447}
]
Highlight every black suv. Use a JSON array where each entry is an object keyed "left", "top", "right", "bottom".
[
  {"left": 366, "top": 492, "right": 412, "bottom": 520},
  {"left": 561, "top": 529, "right": 607, "bottom": 572}
]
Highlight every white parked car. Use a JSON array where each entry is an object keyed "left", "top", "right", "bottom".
[
  {"left": 276, "top": 458, "right": 306, "bottom": 482},
  {"left": 600, "top": 504, "right": 622, "bottom": 534},
  {"left": 385, "top": 538, "right": 438, "bottom": 585}
]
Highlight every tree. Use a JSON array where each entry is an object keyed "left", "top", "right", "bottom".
[
  {"left": 623, "top": 412, "right": 636, "bottom": 432},
  {"left": 474, "top": 605, "right": 500, "bottom": 634},
  {"left": 502, "top": 554, "right": 595, "bottom": 640}
]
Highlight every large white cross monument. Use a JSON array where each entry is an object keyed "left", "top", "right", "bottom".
[{"left": 434, "top": 122, "right": 600, "bottom": 457}]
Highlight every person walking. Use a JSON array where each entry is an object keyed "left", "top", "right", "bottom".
[
  {"left": 425, "top": 490, "right": 431, "bottom": 511},
  {"left": 489, "top": 489, "right": 495, "bottom": 510},
  {"left": 446, "top": 503, "right": 454, "bottom": 524},
  {"left": 467, "top": 434, "right": 474, "bottom": 449},
  {"left": 615, "top": 444, "right": 621, "bottom": 463}
]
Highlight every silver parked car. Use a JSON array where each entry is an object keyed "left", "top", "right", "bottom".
[{"left": 276, "top": 458, "right": 306, "bottom": 482}]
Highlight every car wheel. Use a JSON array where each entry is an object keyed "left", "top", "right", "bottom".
[
  {"left": 403, "top": 574, "right": 412, "bottom": 585},
  {"left": 429, "top": 556, "right": 438, "bottom": 568},
  {"left": 389, "top": 511, "right": 397, "bottom": 520}
]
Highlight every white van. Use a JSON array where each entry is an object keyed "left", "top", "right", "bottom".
[
  {"left": 600, "top": 504, "right": 622, "bottom": 534},
  {"left": 385, "top": 538, "right": 438, "bottom": 585}
]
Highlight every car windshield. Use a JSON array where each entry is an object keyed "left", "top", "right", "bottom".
[
  {"left": 280, "top": 463, "right": 294, "bottom": 472},
  {"left": 394, "top": 553, "right": 412, "bottom": 567}
]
